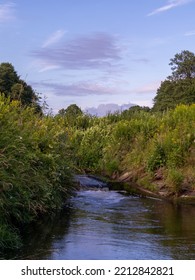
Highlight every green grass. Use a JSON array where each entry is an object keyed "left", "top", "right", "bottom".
[
  {"left": 68, "top": 104, "right": 195, "bottom": 196},
  {"left": 0, "top": 96, "right": 74, "bottom": 250}
]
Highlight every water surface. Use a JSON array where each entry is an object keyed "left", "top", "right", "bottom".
[{"left": 3, "top": 188, "right": 195, "bottom": 259}]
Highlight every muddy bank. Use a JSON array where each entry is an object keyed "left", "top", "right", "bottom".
[{"left": 112, "top": 171, "right": 195, "bottom": 205}]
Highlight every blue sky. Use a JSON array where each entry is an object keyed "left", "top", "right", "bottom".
[{"left": 1, "top": 0, "right": 195, "bottom": 113}]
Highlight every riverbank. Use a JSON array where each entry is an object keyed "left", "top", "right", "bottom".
[
  {"left": 106, "top": 171, "right": 195, "bottom": 205},
  {"left": 73, "top": 172, "right": 195, "bottom": 205},
  {"left": 68, "top": 104, "right": 195, "bottom": 204},
  {"left": 0, "top": 97, "right": 75, "bottom": 251}
]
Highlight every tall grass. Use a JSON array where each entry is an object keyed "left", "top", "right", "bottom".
[
  {"left": 69, "top": 104, "right": 195, "bottom": 193},
  {"left": 0, "top": 96, "right": 73, "bottom": 249}
]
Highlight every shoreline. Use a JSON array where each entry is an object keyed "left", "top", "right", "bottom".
[
  {"left": 109, "top": 172, "right": 195, "bottom": 205},
  {"left": 84, "top": 172, "right": 195, "bottom": 205}
]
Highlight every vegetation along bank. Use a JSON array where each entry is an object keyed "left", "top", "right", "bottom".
[{"left": 0, "top": 64, "right": 74, "bottom": 251}]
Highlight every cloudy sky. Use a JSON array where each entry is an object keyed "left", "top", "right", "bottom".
[{"left": 1, "top": 0, "right": 195, "bottom": 112}]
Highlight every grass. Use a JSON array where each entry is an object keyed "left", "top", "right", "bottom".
[
  {"left": 0, "top": 96, "right": 74, "bottom": 250},
  {"left": 68, "top": 104, "right": 195, "bottom": 197}
]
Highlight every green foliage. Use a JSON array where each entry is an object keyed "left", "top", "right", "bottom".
[
  {"left": 153, "top": 50, "right": 195, "bottom": 112},
  {"left": 0, "top": 62, "right": 42, "bottom": 112},
  {"left": 0, "top": 63, "right": 19, "bottom": 96},
  {"left": 58, "top": 104, "right": 83, "bottom": 127},
  {"left": 69, "top": 103, "right": 195, "bottom": 195},
  {"left": 0, "top": 96, "right": 73, "bottom": 249},
  {"left": 113, "top": 120, "right": 133, "bottom": 142},
  {"left": 147, "top": 142, "right": 166, "bottom": 171},
  {"left": 165, "top": 169, "right": 184, "bottom": 194},
  {"left": 153, "top": 79, "right": 195, "bottom": 111},
  {"left": 137, "top": 174, "right": 156, "bottom": 191},
  {"left": 77, "top": 125, "right": 111, "bottom": 171},
  {"left": 169, "top": 50, "right": 195, "bottom": 80},
  {"left": 64, "top": 104, "right": 83, "bottom": 116},
  {"left": 121, "top": 105, "right": 151, "bottom": 119},
  {"left": 103, "top": 159, "right": 119, "bottom": 176},
  {"left": 0, "top": 223, "right": 21, "bottom": 250}
]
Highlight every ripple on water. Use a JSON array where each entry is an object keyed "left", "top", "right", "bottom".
[{"left": 3, "top": 187, "right": 195, "bottom": 260}]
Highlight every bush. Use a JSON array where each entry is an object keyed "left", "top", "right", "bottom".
[
  {"left": 165, "top": 169, "right": 184, "bottom": 194},
  {"left": 70, "top": 104, "right": 195, "bottom": 188},
  {"left": 0, "top": 96, "right": 73, "bottom": 249},
  {"left": 147, "top": 142, "right": 166, "bottom": 171},
  {"left": 77, "top": 125, "right": 111, "bottom": 171},
  {"left": 0, "top": 224, "right": 21, "bottom": 250}
]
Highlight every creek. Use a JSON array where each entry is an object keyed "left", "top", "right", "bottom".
[{"left": 3, "top": 176, "right": 195, "bottom": 259}]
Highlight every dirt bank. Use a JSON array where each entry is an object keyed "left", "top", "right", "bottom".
[{"left": 109, "top": 171, "right": 195, "bottom": 205}]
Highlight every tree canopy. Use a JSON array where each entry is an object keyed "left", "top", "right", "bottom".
[
  {"left": 58, "top": 104, "right": 83, "bottom": 118},
  {"left": 153, "top": 50, "right": 195, "bottom": 111},
  {"left": 58, "top": 104, "right": 83, "bottom": 126},
  {"left": 168, "top": 50, "right": 195, "bottom": 81},
  {"left": 0, "top": 62, "right": 42, "bottom": 112}
]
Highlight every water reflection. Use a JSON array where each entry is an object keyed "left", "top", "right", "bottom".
[
  {"left": 142, "top": 200, "right": 195, "bottom": 259},
  {"left": 2, "top": 190, "right": 195, "bottom": 259},
  {"left": 1, "top": 207, "right": 73, "bottom": 259}
]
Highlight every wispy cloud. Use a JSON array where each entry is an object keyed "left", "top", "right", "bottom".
[
  {"left": 42, "top": 29, "right": 66, "bottom": 48},
  {"left": 0, "top": 2, "right": 15, "bottom": 22},
  {"left": 32, "top": 80, "right": 161, "bottom": 97},
  {"left": 32, "top": 32, "right": 122, "bottom": 72},
  {"left": 32, "top": 79, "right": 160, "bottom": 99},
  {"left": 184, "top": 30, "right": 195, "bottom": 36},
  {"left": 147, "top": 0, "right": 192, "bottom": 16},
  {"left": 32, "top": 80, "right": 129, "bottom": 97},
  {"left": 38, "top": 64, "right": 61, "bottom": 72},
  {"left": 132, "top": 58, "right": 149, "bottom": 64}
]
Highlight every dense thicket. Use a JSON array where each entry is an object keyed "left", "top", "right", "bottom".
[
  {"left": 0, "top": 97, "right": 73, "bottom": 250},
  {"left": 64, "top": 104, "right": 195, "bottom": 195}
]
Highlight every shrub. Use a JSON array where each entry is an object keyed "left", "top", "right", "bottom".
[
  {"left": 165, "top": 169, "right": 184, "bottom": 194},
  {"left": 147, "top": 142, "right": 166, "bottom": 171},
  {"left": 0, "top": 96, "right": 73, "bottom": 249},
  {"left": 76, "top": 125, "right": 111, "bottom": 171}
]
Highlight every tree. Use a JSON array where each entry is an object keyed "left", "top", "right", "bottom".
[
  {"left": 0, "top": 63, "right": 19, "bottom": 96},
  {"left": 168, "top": 50, "right": 195, "bottom": 81},
  {"left": 120, "top": 105, "right": 151, "bottom": 120},
  {"left": 58, "top": 104, "right": 83, "bottom": 118},
  {"left": 0, "top": 62, "right": 42, "bottom": 112},
  {"left": 58, "top": 104, "right": 83, "bottom": 126},
  {"left": 153, "top": 51, "right": 195, "bottom": 111}
]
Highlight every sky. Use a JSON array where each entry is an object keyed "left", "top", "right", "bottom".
[{"left": 1, "top": 0, "right": 195, "bottom": 113}]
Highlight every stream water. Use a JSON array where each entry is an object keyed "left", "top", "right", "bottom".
[{"left": 2, "top": 177, "right": 195, "bottom": 260}]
